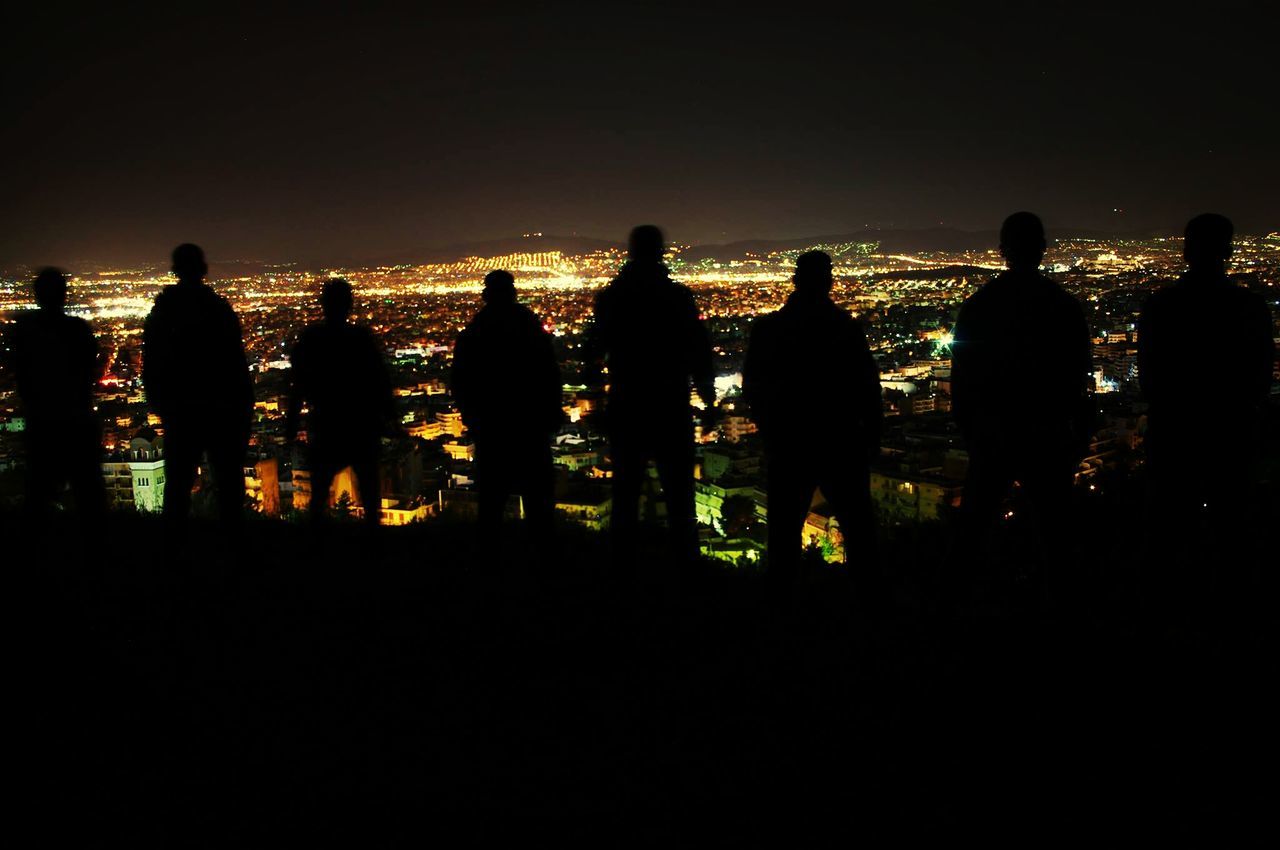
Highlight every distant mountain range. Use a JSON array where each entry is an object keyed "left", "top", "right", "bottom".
[
  {"left": 357, "top": 226, "right": 1184, "bottom": 267},
  {"left": 678, "top": 228, "right": 997, "bottom": 260},
  {"left": 18, "top": 226, "right": 1197, "bottom": 277}
]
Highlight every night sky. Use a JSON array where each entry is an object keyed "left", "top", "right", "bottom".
[{"left": 3, "top": 2, "right": 1276, "bottom": 267}]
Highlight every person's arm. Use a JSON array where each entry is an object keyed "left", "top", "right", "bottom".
[
  {"left": 285, "top": 337, "right": 304, "bottom": 443},
  {"left": 227, "top": 306, "right": 254, "bottom": 418},
  {"left": 92, "top": 332, "right": 105, "bottom": 383},
  {"left": 1070, "top": 301, "right": 1096, "bottom": 457},
  {"left": 580, "top": 289, "right": 609, "bottom": 389},
  {"left": 684, "top": 289, "right": 716, "bottom": 412},
  {"left": 537, "top": 325, "right": 564, "bottom": 435},
  {"left": 949, "top": 299, "right": 976, "bottom": 440},
  {"left": 742, "top": 318, "right": 770, "bottom": 436},
  {"left": 370, "top": 330, "right": 396, "bottom": 431},
  {"left": 81, "top": 320, "right": 104, "bottom": 402},
  {"left": 1246, "top": 295, "right": 1276, "bottom": 408},
  {"left": 4, "top": 320, "right": 27, "bottom": 400},
  {"left": 851, "top": 318, "right": 883, "bottom": 456},
  {"left": 141, "top": 303, "right": 169, "bottom": 416},
  {"left": 1141, "top": 286, "right": 1177, "bottom": 407},
  {"left": 448, "top": 328, "right": 474, "bottom": 428}
]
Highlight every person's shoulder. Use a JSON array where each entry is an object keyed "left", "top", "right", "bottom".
[
  {"left": 1038, "top": 273, "right": 1071, "bottom": 295},
  {"left": 182, "top": 282, "right": 234, "bottom": 314},
  {"left": 519, "top": 305, "right": 552, "bottom": 337},
  {"left": 9, "top": 311, "right": 41, "bottom": 345},
  {"left": 466, "top": 303, "right": 520, "bottom": 330},
  {"left": 207, "top": 286, "right": 237, "bottom": 313},
  {"left": 1141, "top": 280, "right": 1183, "bottom": 314},
  {"left": 348, "top": 321, "right": 378, "bottom": 340},
  {"left": 841, "top": 309, "right": 870, "bottom": 338},
  {"left": 971, "top": 272, "right": 1009, "bottom": 297},
  {"left": 1039, "top": 275, "right": 1084, "bottom": 314},
  {"left": 18, "top": 311, "right": 92, "bottom": 341},
  {"left": 151, "top": 282, "right": 231, "bottom": 314},
  {"left": 150, "top": 284, "right": 182, "bottom": 309},
  {"left": 67, "top": 314, "right": 95, "bottom": 336},
  {"left": 300, "top": 322, "right": 345, "bottom": 357},
  {"left": 813, "top": 303, "right": 867, "bottom": 344},
  {"left": 511, "top": 302, "right": 540, "bottom": 322},
  {"left": 826, "top": 299, "right": 859, "bottom": 323},
  {"left": 594, "top": 280, "right": 619, "bottom": 308},
  {"left": 959, "top": 278, "right": 998, "bottom": 313},
  {"left": 668, "top": 279, "right": 697, "bottom": 301},
  {"left": 456, "top": 313, "right": 480, "bottom": 338},
  {"left": 753, "top": 308, "right": 799, "bottom": 347},
  {"left": 751, "top": 309, "right": 782, "bottom": 332},
  {"left": 662, "top": 280, "right": 700, "bottom": 316},
  {"left": 296, "top": 322, "right": 326, "bottom": 345},
  {"left": 1224, "top": 282, "right": 1272, "bottom": 315},
  {"left": 596, "top": 276, "right": 648, "bottom": 314}
]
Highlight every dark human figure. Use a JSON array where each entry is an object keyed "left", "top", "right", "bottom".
[
  {"left": 450, "top": 270, "right": 562, "bottom": 545},
  {"left": 143, "top": 244, "right": 253, "bottom": 528},
  {"left": 1138, "top": 214, "right": 1274, "bottom": 605},
  {"left": 287, "top": 278, "right": 394, "bottom": 530},
  {"left": 950, "top": 213, "right": 1093, "bottom": 607},
  {"left": 743, "top": 251, "right": 882, "bottom": 587},
  {"left": 8, "top": 268, "right": 105, "bottom": 523},
  {"left": 586, "top": 225, "right": 715, "bottom": 561}
]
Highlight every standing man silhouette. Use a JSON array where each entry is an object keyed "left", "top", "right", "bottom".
[
  {"left": 744, "top": 251, "right": 882, "bottom": 587},
  {"left": 8, "top": 267, "right": 105, "bottom": 524},
  {"left": 950, "top": 213, "right": 1093, "bottom": 605},
  {"left": 587, "top": 225, "right": 715, "bottom": 562},
  {"left": 451, "top": 270, "right": 562, "bottom": 547},
  {"left": 1138, "top": 214, "right": 1274, "bottom": 599},
  {"left": 287, "top": 278, "right": 394, "bottom": 529},
  {"left": 289, "top": 279, "right": 391, "bottom": 532},
  {"left": 143, "top": 244, "right": 253, "bottom": 528}
]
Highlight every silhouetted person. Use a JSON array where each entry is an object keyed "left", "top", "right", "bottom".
[
  {"left": 7, "top": 268, "right": 105, "bottom": 523},
  {"left": 286, "top": 278, "right": 393, "bottom": 530},
  {"left": 950, "top": 213, "right": 1093, "bottom": 607},
  {"left": 451, "top": 270, "right": 562, "bottom": 546},
  {"left": 586, "top": 225, "right": 715, "bottom": 562},
  {"left": 143, "top": 244, "right": 253, "bottom": 528},
  {"left": 1138, "top": 214, "right": 1274, "bottom": 602},
  {"left": 744, "top": 251, "right": 882, "bottom": 587}
]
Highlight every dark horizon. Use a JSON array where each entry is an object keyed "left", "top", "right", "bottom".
[{"left": 4, "top": 3, "right": 1277, "bottom": 268}]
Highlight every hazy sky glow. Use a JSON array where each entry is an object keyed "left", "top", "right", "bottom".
[{"left": 3, "top": 2, "right": 1277, "bottom": 266}]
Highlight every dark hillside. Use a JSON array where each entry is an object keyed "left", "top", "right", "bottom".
[{"left": 14, "top": 496, "right": 1272, "bottom": 840}]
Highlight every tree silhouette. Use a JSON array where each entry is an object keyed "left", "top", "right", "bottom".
[
  {"left": 721, "top": 494, "right": 758, "bottom": 538},
  {"left": 334, "top": 490, "right": 353, "bottom": 521}
]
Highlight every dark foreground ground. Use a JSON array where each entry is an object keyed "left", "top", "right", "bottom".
[{"left": 13, "top": 504, "right": 1274, "bottom": 843}]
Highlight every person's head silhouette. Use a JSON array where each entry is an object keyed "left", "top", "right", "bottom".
[
  {"left": 171, "top": 243, "right": 208, "bottom": 285},
  {"left": 628, "top": 225, "right": 665, "bottom": 266},
  {"left": 33, "top": 267, "right": 68, "bottom": 311},
  {"left": 320, "top": 278, "right": 354, "bottom": 323},
  {"left": 1184, "top": 213, "right": 1233, "bottom": 275},
  {"left": 793, "top": 250, "right": 834, "bottom": 298},
  {"left": 999, "top": 212, "right": 1047, "bottom": 272},
  {"left": 482, "top": 270, "right": 517, "bottom": 305}
]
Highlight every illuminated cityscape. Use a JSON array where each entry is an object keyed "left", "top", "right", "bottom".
[
  {"left": 3, "top": 230, "right": 1277, "bottom": 560},
  {"left": 6, "top": 3, "right": 1278, "bottom": 836}
]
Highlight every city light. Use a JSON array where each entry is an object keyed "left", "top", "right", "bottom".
[{"left": 1, "top": 232, "right": 1276, "bottom": 545}]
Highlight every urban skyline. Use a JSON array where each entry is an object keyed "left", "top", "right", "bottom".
[{"left": 3, "top": 227, "right": 1276, "bottom": 561}]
